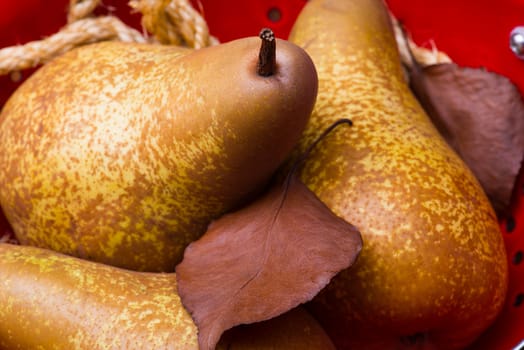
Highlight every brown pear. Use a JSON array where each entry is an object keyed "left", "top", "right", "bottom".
[
  {"left": 0, "top": 243, "right": 335, "bottom": 349},
  {"left": 288, "top": 0, "right": 508, "bottom": 348},
  {"left": 0, "top": 31, "right": 317, "bottom": 271}
]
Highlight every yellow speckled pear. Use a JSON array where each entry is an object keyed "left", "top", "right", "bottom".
[
  {"left": 0, "top": 36, "right": 317, "bottom": 271},
  {"left": 0, "top": 243, "right": 336, "bottom": 349},
  {"left": 289, "top": 0, "right": 508, "bottom": 348}
]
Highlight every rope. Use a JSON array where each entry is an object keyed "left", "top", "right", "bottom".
[
  {"left": 0, "top": 2, "right": 447, "bottom": 77},
  {"left": 67, "top": 0, "right": 102, "bottom": 23},
  {"left": 129, "top": 0, "right": 218, "bottom": 48},
  {"left": 391, "top": 14, "right": 452, "bottom": 67},
  {"left": 0, "top": 0, "right": 215, "bottom": 76}
]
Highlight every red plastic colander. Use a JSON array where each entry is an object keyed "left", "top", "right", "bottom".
[{"left": 0, "top": 1, "right": 523, "bottom": 349}]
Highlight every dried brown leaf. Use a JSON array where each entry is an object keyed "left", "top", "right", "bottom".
[
  {"left": 408, "top": 62, "right": 524, "bottom": 217},
  {"left": 175, "top": 175, "right": 362, "bottom": 350}
]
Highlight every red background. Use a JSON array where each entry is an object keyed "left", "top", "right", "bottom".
[
  {"left": 1, "top": 0, "right": 524, "bottom": 102},
  {"left": 1, "top": 1, "right": 523, "bottom": 348}
]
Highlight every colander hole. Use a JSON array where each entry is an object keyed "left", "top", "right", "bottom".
[
  {"left": 400, "top": 332, "right": 425, "bottom": 345},
  {"left": 506, "top": 216, "right": 516, "bottom": 233},
  {"left": 514, "top": 293, "right": 524, "bottom": 307},
  {"left": 514, "top": 251, "right": 523, "bottom": 265},
  {"left": 10, "top": 71, "right": 22, "bottom": 83},
  {"left": 267, "top": 7, "right": 282, "bottom": 22}
]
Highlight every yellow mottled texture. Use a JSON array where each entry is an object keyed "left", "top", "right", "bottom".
[
  {"left": 0, "top": 38, "right": 317, "bottom": 271},
  {"left": 0, "top": 244, "right": 336, "bottom": 350},
  {"left": 289, "top": 0, "right": 508, "bottom": 349},
  {"left": 0, "top": 244, "right": 198, "bottom": 350}
]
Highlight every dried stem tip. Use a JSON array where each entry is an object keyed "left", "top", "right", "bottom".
[{"left": 257, "top": 28, "right": 276, "bottom": 77}]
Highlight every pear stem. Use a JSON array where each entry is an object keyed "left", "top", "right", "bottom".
[{"left": 257, "top": 28, "right": 276, "bottom": 77}]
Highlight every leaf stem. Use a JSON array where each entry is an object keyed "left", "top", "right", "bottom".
[
  {"left": 274, "top": 118, "right": 353, "bottom": 228},
  {"left": 284, "top": 118, "right": 353, "bottom": 189},
  {"left": 257, "top": 28, "right": 276, "bottom": 77}
]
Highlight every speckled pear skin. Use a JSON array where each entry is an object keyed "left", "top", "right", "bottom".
[
  {"left": 0, "top": 243, "right": 336, "bottom": 350},
  {"left": 0, "top": 38, "right": 317, "bottom": 272},
  {"left": 289, "top": 0, "right": 508, "bottom": 348},
  {"left": 0, "top": 243, "right": 198, "bottom": 349}
]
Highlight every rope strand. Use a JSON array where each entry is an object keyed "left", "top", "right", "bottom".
[
  {"left": 0, "top": 16, "right": 147, "bottom": 75},
  {"left": 0, "top": 0, "right": 216, "bottom": 76},
  {"left": 0, "top": 1, "right": 451, "bottom": 77}
]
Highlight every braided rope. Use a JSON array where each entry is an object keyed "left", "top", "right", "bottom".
[
  {"left": 391, "top": 14, "right": 451, "bottom": 67},
  {"left": 67, "top": 0, "right": 101, "bottom": 23},
  {"left": 0, "top": 17, "right": 147, "bottom": 76},
  {"left": 129, "top": 0, "right": 217, "bottom": 48},
  {"left": 0, "top": 0, "right": 215, "bottom": 76},
  {"left": 0, "top": 2, "right": 448, "bottom": 77}
]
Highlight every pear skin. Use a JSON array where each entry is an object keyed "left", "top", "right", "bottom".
[
  {"left": 0, "top": 243, "right": 198, "bottom": 349},
  {"left": 288, "top": 0, "right": 508, "bottom": 348},
  {"left": 0, "top": 36, "right": 317, "bottom": 271},
  {"left": 0, "top": 243, "right": 334, "bottom": 350}
]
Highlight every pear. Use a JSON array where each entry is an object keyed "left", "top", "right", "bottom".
[
  {"left": 288, "top": 0, "right": 508, "bottom": 348},
  {"left": 0, "top": 31, "right": 318, "bottom": 271},
  {"left": 0, "top": 243, "right": 335, "bottom": 349}
]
